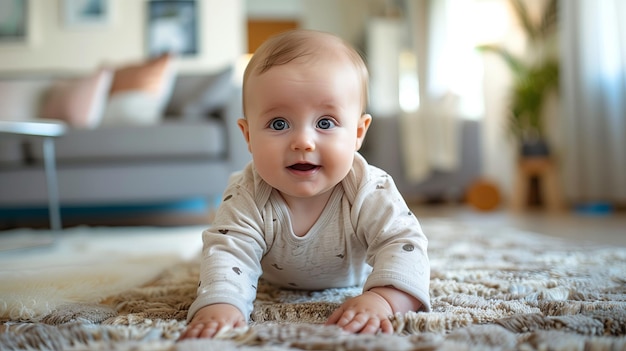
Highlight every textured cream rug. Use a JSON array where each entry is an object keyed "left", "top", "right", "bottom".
[
  {"left": 1, "top": 219, "right": 625, "bottom": 350},
  {"left": 0, "top": 225, "right": 202, "bottom": 322}
]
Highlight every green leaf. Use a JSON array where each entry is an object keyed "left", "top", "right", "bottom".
[{"left": 476, "top": 44, "right": 526, "bottom": 76}]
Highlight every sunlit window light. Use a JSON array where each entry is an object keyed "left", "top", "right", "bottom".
[
  {"left": 439, "top": 0, "right": 491, "bottom": 119},
  {"left": 399, "top": 50, "right": 420, "bottom": 113},
  {"left": 471, "top": 0, "right": 510, "bottom": 46},
  {"left": 234, "top": 53, "right": 253, "bottom": 86}
]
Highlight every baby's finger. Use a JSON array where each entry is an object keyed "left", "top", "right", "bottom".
[
  {"left": 199, "top": 321, "right": 220, "bottom": 338},
  {"left": 327, "top": 308, "right": 356, "bottom": 328},
  {"left": 180, "top": 323, "right": 203, "bottom": 340},
  {"left": 358, "top": 317, "right": 382, "bottom": 334},
  {"left": 336, "top": 309, "right": 357, "bottom": 328},
  {"left": 342, "top": 312, "right": 370, "bottom": 333},
  {"left": 325, "top": 307, "right": 343, "bottom": 326},
  {"left": 234, "top": 318, "right": 247, "bottom": 328},
  {"left": 380, "top": 318, "right": 394, "bottom": 334}
]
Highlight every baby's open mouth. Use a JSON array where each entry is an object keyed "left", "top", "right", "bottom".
[{"left": 288, "top": 163, "right": 319, "bottom": 171}]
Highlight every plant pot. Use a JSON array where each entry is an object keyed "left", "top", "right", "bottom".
[{"left": 521, "top": 139, "right": 550, "bottom": 157}]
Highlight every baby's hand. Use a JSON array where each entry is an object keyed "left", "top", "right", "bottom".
[
  {"left": 179, "top": 303, "right": 246, "bottom": 340},
  {"left": 325, "top": 290, "right": 394, "bottom": 334}
]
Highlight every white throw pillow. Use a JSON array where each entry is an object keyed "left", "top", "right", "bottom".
[
  {"left": 100, "top": 92, "right": 164, "bottom": 127},
  {"left": 101, "top": 53, "right": 176, "bottom": 127}
]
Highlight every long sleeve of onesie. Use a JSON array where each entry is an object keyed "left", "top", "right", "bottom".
[
  {"left": 343, "top": 154, "right": 431, "bottom": 311},
  {"left": 186, "top": 170, "right": 271, "bottom": 322}
]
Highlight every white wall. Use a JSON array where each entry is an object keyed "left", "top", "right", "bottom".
[
  {"left": 0, "top": 0, "right": 245, "bottom": 73},
  {"left": 246, "top": 0, "right": 302, "bottom": 19},
  {"left": 301, "top": 0, "right": 369, "bottom": 47}
]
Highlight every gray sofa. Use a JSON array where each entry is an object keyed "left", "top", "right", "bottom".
[{"left": 0, "top": 67, "right": 250, "bottom": 227}]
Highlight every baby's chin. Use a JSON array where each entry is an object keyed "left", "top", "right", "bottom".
[{"left": 273, "top": 185, "right": 338, "bottom": 201}]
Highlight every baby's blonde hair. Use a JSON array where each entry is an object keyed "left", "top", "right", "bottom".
[{"left": 242, "top": 29, "right": 369, "bottom": 117}]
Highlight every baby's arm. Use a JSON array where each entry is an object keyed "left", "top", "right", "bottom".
[
  {"left": 179, "top": 303, "right": 246, "bottom": 340},
  {"left": 325, "top": 286, "right": 422, "bottom": 334}
]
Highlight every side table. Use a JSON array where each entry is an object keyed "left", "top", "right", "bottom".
[
  {"left": 0, "top": 119, "right": 67, "bottom": 230},
  {"left": 511, "top": 157, "right": 565, "bottom": 213}
]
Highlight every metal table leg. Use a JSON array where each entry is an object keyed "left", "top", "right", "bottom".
[{"left": 42, "top": 137, "right": 62, "bottom": 230}]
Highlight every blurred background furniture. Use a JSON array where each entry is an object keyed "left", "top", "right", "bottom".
[
  {"left": 362, "top": 117, "right": 482, "bottom": 203},
  {"left": 0, "top": 61, "right": 250, "bottom": 228},
  {"left": 511, "top": 157, "right": 564, "bottom": 213},
  {"left": 0, "top": 119, "right": 67, "bottom": 230}
]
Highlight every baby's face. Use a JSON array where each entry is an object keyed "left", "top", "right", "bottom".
[{"left": 239, "top": 54, "right": 370, "bottom": 203}]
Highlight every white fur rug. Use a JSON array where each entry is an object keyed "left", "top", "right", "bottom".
[{"left": 0, "top": 225, "right": 203, "bottom": 322}]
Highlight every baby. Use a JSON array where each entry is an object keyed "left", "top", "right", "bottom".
[{"left": 180, "top": 29, "right": 430, "bottom": 339}]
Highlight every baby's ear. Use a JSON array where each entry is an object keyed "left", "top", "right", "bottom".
[
  {"left": 355, "top": 113, "right": 372, "bottom": 150},
  {"left": 237, "top": 118, "right": 252, "bottom": 153}
]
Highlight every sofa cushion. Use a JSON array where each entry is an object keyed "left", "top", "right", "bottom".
[
  {"left": 100, "top": 91, "right": 166, "bottom": 127},
  {"left": 164, "top": 66, "right": 235, "bottom": 121},
  {"left": 101, "top": 53, "right": 176, "bottom": 127},
  {"left": 29, "top": 121, "right": 225, "bottom": 162},
  {"left": 0, "top": 78, "right": 54, "bottom": 164},
  {"left": 40, "top": 69, "right": 113, "bottom": 128},
  {"left": 109, "top": 53, "right": 173, "bottom": 94},
  {"left": 0, "top": 78, "right": 54, "bottom": 122}
]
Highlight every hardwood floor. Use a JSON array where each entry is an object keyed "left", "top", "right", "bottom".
[
  {"left": 1, "top": 203, "right": 624, "bottom": 255},
  {"left": 411, "top": 203, "right": 626, "bottom": 247}
]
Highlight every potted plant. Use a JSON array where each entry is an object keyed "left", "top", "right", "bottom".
[{"left": 478, "top": 0, "right": 559, "bottom": 157}]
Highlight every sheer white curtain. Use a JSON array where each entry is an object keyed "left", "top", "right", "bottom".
[
  {"left": 400, "top": 0, "right": 484, "bottom": 183},
  {"left": 561, "top": 0, "right": 626, "bottom": 203}
]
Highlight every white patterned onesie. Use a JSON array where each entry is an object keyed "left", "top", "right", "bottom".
[{"left": 187, "top": 153, "right": 431, "bottom": 322}]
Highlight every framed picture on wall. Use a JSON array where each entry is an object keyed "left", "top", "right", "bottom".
[
  {"left": 0, "top": 0, "right": 28, "bottom": 43},
  {"left": 147, "top": 0, "right": 198, "bottom": 57},
  {"left": 62, "top": 0, "right": 110, "bottom": 29}
]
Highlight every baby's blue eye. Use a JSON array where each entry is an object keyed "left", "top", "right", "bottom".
[
  {"left": 317, "top": 118, "right": 336, "bottom": 130},
  {"left": 270, "top": 119, "right": 289, "bottom": 130}
]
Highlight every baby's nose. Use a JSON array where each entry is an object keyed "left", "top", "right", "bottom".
[{"left": 291, "top": 129, "right": 316, "bottom": 151}]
